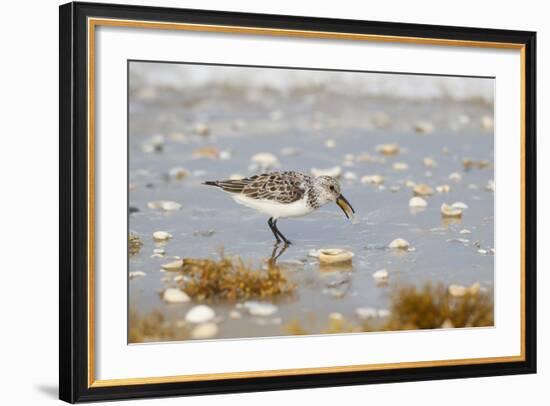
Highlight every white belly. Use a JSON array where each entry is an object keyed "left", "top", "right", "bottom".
[{"left": 232, "top": 194, "right": 313, "bottom": 219}]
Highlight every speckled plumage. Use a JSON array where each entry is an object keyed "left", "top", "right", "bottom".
[{"left": 203, "top": 170, "right": 354, "bottom": 244}]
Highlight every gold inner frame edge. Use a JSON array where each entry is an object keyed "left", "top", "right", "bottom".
[{"left": 86, "top": 17, "right": 527, "bottom": 388}]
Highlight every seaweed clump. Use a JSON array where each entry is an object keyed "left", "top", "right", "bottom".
[
  {"left": 129, "top": 233, "right": 143, "bottom": 257},
  {"left": 384, "top": 283, "right": 493, "bottom": 330},
  {"left": 177, "top": 255, "right": 296, "bottom": 301},
  {"left": 129, "top": 310, "right": 188, "bottom": 343}
]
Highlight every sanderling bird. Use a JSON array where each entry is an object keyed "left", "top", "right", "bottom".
[{"left": 203, "top": 171, "right": 355, "bottom": 245}]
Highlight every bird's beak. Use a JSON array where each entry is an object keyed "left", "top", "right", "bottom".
[{"left": 336, "top": 194, "right": 355, "bottom": 219}]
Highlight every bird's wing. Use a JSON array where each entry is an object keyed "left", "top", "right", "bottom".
[{"left": 241, "top": 172, "right": 308, "bottom": 203}]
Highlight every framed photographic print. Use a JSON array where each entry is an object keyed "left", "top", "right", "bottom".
[{"left": 59, "top": 1, "right": 537, "bottom": 403}]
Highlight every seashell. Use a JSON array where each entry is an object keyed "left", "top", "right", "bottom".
[
  {"left": 469, "top": 282, "right": 481, "bottom": 295},
  {"left": 161, "top": 260, "right": 182, "bottom": 271},
  {"left": 478, "top": 249, "right": 488, "bottom": 255},
  {"left": 318, "top": 249, "right": 354, "bottom": 265},
  {"left": 185, "top": 305, "right": 216, "bottom": 323},
  {"left": 244, "top": 301, "right": 278, "bottom": 317},
  {"left": 343, "top": 171, "right": 358, "bottom": 181},
  {"left": 405, "top": 180, "right": 416, "bottom": 188},
  {"left": 372, "top": 269, "right": 389, "bottom": 283},
  {"left": 192, "top": 146, "right": 219, "bottom": 159},
  {"left": 448, "top": 284, "right": 467, "bottom": 297},
  {"left": 194, "top": 122, "right": 210, "bottom": 136},
  {"left": 452, "top": 202, "right": 469, "bottom": 210},
  {"left": 409, "top": 197, "right": 428, "bottom": 208},
  {"left": 459, "top": 229, "right": 472, "bottom": 234},
  {"left": 376, "top": 143, "right": 400, "bottom": 156},
  {"left": 390, "top": 186, "right": 401, "bottom": 192},
  {"left": 169, "top": 166, "right": 189, "bottom": 180},
  {"left": 388, "top": 238, "right": 410, "bottom": 249},
  {"left": 481, "top": 115, "right": 494, "bottom": 130},
  {"left": 219, "top": 150, "right": 232, "bottom": 160},
  {"left": 163, "top": 288, "right": 190, "bottom": 303},
  {"left": 414, "top": 120, "right": 435, "bottom": 134},
  {"left": 190, "top": 322, "right": 219, "bottom": 339},
  {"left": 324, "top": 139, "right": 336, "bottom": 148},
  {"left": 129, "top": 271, "right": 146, "bottom": 280},
  {"left": 148, "top": 200, "right": 182, "bottom": 211},
  {"left": 413, "top": 183, "right": 434, "bottom": 196},
  {"left": 251, "top": 152, "right": 279, "bottom": 169},
  {"left": 311, "top": 166, "right": 342, "bottom": 178},
  {"left": 356, "top": 152, "right": 385, "bottom": 163},
  {"left": 436, "top": 184, "right": 451, "bottom": 193},
  {"left": 329, "top": 312, "right": 344, "bottom": 321},
  {"left": 356, "top": 307, "right": 377, "bottom": 320},
  {"left": 152, "top": 231, "right": 172, "bottom": 241},
  {"left": 441, "top": 203, "right": 463, "bottom": 218},
  {"left": 229, "top": 310, "right": 242, "bottom": 319},
  {"left": 485, "top": 179, "right": 495, "bottom": 192},
  {"left": 229, "top": 174, "right": 244, "bottom": 180},
  {"left": 393, "top": 162, "right": 408, "bottom": 171},
  {"left": 448, "top": 172, "right": 462, "bottom": 182},
  {"left": 423, "top": 157, "right": 438, "bottom": 168},
  {"left": 361, "top": 174, "right": 385, "bottom": 185}
]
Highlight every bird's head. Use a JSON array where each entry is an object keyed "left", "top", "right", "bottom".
[{"left": 314, "top": 176, "right": 355, "bottom": 219}]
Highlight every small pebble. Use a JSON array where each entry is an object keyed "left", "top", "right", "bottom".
[
  {"left": 153, "top": 231, "right": 172, "bottom": 241},
  {"left": 244, "top": 301, "right": 278, "bottom": 317},
  {"left": 153, "top": 248, "right": 165, "bottom": 255},
  {"left": 169, "top": 167, "right": 189, "bottom": 180},
  {"left": 324, "top": 139, "right": 336, "bottom": 148},
  {"left": 436, "top": 184, "right": 451, "bottom": 193},
  {"left": 192, "top": 146, "right": 219, "bottom": 159},
  {"left": 459, "top": 229, "right": 472, "bottom": 234},
  {"left": 409, "top": 197, "right": 428, "bottom": 208},
  {"left": 163, "top": 288, "right": 190, "bottom": 303},
  {"left": 191, "top": 323, "right": 219, "bottom": 339},
  {"left": 185, "top": 305, "right": 216, "bottom": 323},
  {"left": 388, "top": 238, "right": 410, "bottom": 249},
  {"left": 194, "top": 122, "right": 210, "bottom": 136}
]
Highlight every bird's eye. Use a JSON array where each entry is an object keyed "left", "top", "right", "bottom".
[{"left": 330, "top": 186, "right": 335, "bottom": 191}]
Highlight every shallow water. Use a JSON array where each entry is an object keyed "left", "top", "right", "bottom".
[{"left": 128, "top": 82, "right": 494, "bottom": 341}]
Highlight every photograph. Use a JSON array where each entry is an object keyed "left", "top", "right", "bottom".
[{"left": 127, "top": 61, "right": 496, "bottom": 343}]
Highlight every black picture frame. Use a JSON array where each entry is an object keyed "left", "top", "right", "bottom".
[{"left": 59, "top": 1, "right": 537, "bottom": 403}]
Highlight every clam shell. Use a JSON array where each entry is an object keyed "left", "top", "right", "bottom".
[
  {"left": 441, "top": 203, "right": 463, "bottom": 218},
  {"left": 318, "top": 248, "right": 354, "bottom": 265}
]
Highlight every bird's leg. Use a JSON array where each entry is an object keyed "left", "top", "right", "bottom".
[
  {"left": 273, "top": 219, "right": 292, "bottom": 245},
  {"left": 267, "top": 217, "right": 281, "bottom": 244}
]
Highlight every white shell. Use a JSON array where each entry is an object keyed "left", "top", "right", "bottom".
[
  {"left": 147, "top": 200, "right": 182, "bottom": 211},
  {"left": 448, "top": 284, "right": 467, "bottom": 297},
  {"left": 190, "top": 323, "right": 219, "bottom": 340},
  {"left": 393, "top": 162, "right": 408, "bottom": 171},
  {"left": 163, "top": 288, "right": 190, "bottom": 303},
  {"left": 423, "top": 157, "right": 438, "bottom": 168},
  {"left": 448, "top": 172, "right": 462, "bottom": 182},
  {"left": 152, "top": 231, "right": 172, "bottom": 241},
  {"left": 376, "top": 143, "right": 400, "bottom": 155},
  {"left": 409, "top": 197, "right": 428, "bottom": 208},
  {"left": 388, "top": 238, "right": 410, "bottom": 249},
  {"left": 169, "top": 167, "right": 189, "bottom": 180},
  {"left": 452, "top": 202, "right": 469, "bottom": 210},
  {"left": 324, "top": 139, "right": 336, "bottom": 148},
  {"left": 436, "top": 184, "right": 451, "bottom": 193},
  {"left": 361, "top": 174, "right": 385, "bottom": 185},
  {"left": 318, "top": 248, "right": 354, "bottom": 265},
  {"left": 161, "top": 260, "right": 182, "bottom": 271},
  {"left": 355, "top": 307, "right": 377, "bottom": 320},
  {"left": 372, "top": 269, "right": 389, "bottom": 282},
  {"left": 413, "top": 183, "right": 434, "bottom": 196},
  {"left": 441, "top": 203, "right": 463, "bottom": 217},
  {"left": 250, "top": 152, "right": 279, "bottom": 168},
  {"left": 185, "top": 305, "right": 216, "bottom": 323},
  {"left": 129, "top": 271, "right": 146, "bottom": 280},
  {"left": 244, "top": 301, "right": 278, "bottom": 317}
]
